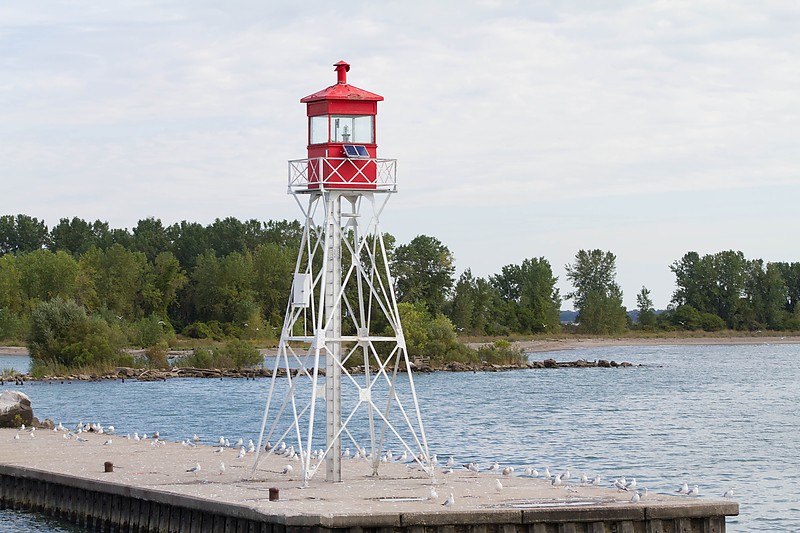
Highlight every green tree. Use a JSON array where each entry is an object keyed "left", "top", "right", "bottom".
[
  {"left": 79, "top": 244, "right": 148, "bottom": 318},
  {"left": 252, "top": 243, "right": 294, "bottom": 326},
  {"left": 565, "top": 249, "right": 627, "bottom": 334},
  {"left": 16, "top": 250, "right": 80, "bottom": 309},
  {"left": 167, "top": 220, "right": 210, "bottom": 268},
  {"left": 491, "top": 257, "right": 561, "bottom": 334},
  {"left": 50, "top": 217, "right": 95, "bottom": 256},
  {"left": 0, "top": 214, "right": 49, "bottom": 255},
  {"left": 27, "top": 297, "right": 124, "bottom": 370},
  {"left": 636, "top": 286, "right": 657, "bottom": 328},
  {"left": 141, "top": 251, "right": 188, "bottom": 319},
  {"left": 131, "top": 217, "right": 171, "bottom": 263},
  {"left": 392, "top": 235, "right": 455, "bottom": 314}
]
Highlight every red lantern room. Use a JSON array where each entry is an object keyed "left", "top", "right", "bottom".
[{"left": 299, "top": 60, "right": 384, "bottom": 190}]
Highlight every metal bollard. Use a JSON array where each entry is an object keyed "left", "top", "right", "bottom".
[
  {"left": 269, "top": 488, "right": 279, "bottom": 501},
  {"left": 104, "top": 461, "right": 114, "bottom": 473}
]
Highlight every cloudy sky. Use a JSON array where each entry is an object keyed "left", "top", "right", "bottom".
[{"left": 2, "top": 1, "right": 798, "bottom": 309}]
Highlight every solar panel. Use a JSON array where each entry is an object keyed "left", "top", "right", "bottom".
[{"left": 343, "top": 144, "right": 370, "bottom": 158}]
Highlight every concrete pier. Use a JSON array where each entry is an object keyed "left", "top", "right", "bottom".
[{"left": 0, "top": 428, "right": 737, "bottom": 532}]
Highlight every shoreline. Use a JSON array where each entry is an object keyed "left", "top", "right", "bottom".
[
  {"left": 4, "top": 334, "right": 800, "bottom": 359},
  {"left": 502, "top": 334, "right": 800, "bottom": 354}
]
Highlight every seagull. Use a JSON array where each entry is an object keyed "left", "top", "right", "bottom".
[
  {"left": 589, "top": 474, "right": 602, "bottom": 485},
  {"left": 218, "top": 462, "right": 226, "bottom": 475},
  {"left": 281, "top": 465, "right": 293, "bottom": 475},
  {"left": 614, "top": 478, "right": 628, "bottom": 491},
  {"left": 687, "top": 485, "right": 700, "bottom": 496},
  {"left": 630, "top": 491, "right": 641, "bottom": 503},
  {"left": 487, "top": 461, "right": 500, "bottom": 473},
  {"left": 676, "top": 482, "right": 690, "bottom": 495},
  {"left": 428, "top": 486, "right": 439, "bottom": 500},
  {"left": 446, "top": 456, "right": 455, "bottom": 467},
  {"left": 192, "top": 434, "right": 201, "bottom": 442},
  {"left": 186, "top": 463, "right": 201, "bottom": 476},
  {"left": 542, "top": 467, "right": 551, "bottom": 479},
  {"left": 443, "top": 493, "right": 455, "bottom": 507},
  {"left": 626, "top": 478, "right": 637, "bottom": 491},
  {"left": 463, "top": 462, "right": 479, "bottom": 473},
  {"left": 133, "top": 432, "right": 140, "bottom": 443},
  {"left": 502, "top": 466, "right": 514, "bottom": 476},
  {"left": 13, "top": 433, "right": 19, "bottom": 440},
  {"left": 107, "top": 426, "right": 115, "bottom": 434},
  {"left": 562, "top": 468, "right": 571, "bottom": 481},
  {"left": 103, "top": 439, "right": 112, "bottom": 446},
  {"left": 579, "top": 472, "right": 588, "bottom": 485},
  {"left": 237, "top": 447, "right": 246, "bottom": 460},
  {"left": 218, "top": 436, "right": 225, "bottom": 446},
  {"left": 723, "top": 489, "right": 734, "bottom": 499},
  {"left": 551, "top": 474, "right": 563, "bottom": 487},
  {"left": 495, "top": 478, "right": 503, "bottom": 492}
]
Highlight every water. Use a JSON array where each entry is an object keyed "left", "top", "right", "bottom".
[{"left": 2, "top": 343, "right": 799, "bottom": 531}]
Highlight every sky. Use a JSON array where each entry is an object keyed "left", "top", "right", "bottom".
[{"left": 2, "top": 1, "right": 799, "bottom": 310}]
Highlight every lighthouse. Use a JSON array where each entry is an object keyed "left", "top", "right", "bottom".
[{"left": 254, "top": 61, "right": 431, "bottom": 484}]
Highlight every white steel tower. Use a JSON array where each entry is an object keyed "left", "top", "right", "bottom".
[{"left": 253, "top": 61, "right": 431, "bottom": 485}]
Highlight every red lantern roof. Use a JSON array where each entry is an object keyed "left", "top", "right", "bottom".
[{"left": 300, "top": 61, "right": 384, "bottom": 103}]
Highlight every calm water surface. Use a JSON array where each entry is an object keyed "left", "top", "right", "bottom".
[{"left": 1, "top": 344, "right": 799, "bottom": 532}]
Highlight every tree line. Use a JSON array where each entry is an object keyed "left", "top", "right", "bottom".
[{"left": 1, "top": 213, "right": 799, "bottom": 365}]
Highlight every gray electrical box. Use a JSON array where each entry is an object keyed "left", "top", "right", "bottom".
[{"left": 292, "top": 273, "right": 312, "bottom": 308}]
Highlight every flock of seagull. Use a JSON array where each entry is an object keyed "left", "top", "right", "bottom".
[{"left": 11, "top": 422, "right": 736, "bottom": 505}]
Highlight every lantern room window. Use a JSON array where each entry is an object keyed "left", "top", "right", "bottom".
[
  {"left": 331, "top": 115, "right": 373, "bottom": 143},
  {"left": 309, "top": 115, "right": 374, "bottom": 145}
]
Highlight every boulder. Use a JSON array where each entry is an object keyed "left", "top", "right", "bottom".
[{"left": 0, "top": 390, "right": 34, "bottom": 428}]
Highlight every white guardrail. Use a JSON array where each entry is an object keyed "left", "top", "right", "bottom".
[{"left": 288, "top": 158, "right": 397, "bottom": 193}]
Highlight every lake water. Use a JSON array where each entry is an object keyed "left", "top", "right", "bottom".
[{"left": 1, "top": 343, "right": 799, "bottom": 532}]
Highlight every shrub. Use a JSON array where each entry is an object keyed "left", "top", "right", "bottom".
[
  {"left": 700, "top": 312, "right": 726, "bottom": 332},
  {"left": 145, "top": 340, "right": 170, "bottom": 368},
  {"left": 219, "top": 339, "right": 261, "bottom": 369}
]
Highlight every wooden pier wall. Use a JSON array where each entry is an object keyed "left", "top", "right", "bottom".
[{"left": 0, "top": 464, "right": 735, "bottom": 533}]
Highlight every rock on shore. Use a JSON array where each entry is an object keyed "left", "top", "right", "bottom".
[{"left": 0, "top": 390, "right": 33, "bottom": 428}]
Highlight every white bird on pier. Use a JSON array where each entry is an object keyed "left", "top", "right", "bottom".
[
  {"left": 495, "top": 478, "right": 503, "bottom": 492},
  {"left": 13, "top": 433, "right": 19, "bottom": 441},
  {"left": 502, "top": 466, "right": 514, "bottom": 476},
  {"left": 589, "top": 475, "right": 602, "bottom": 485},
  {"left": 235, "top": 438, "right": 244, "bottom": 448},
  {"left": 186, "top": 463, "right": 201, "bottom": 476},
  {"left": 133, "top": 432, "right": 140, "bottom": 443},
  {"left": 218, "top": 436, "right": 225, "bottom": 446},
  {"left": 551, "top": 474, "right": 563, "bottom": 487},
  {"left": 428, "top": 486, "right": 438, "bottom": 500},
  {"left": 723, "top": 489, "right": 734, "bottom": 499},
  {"left": 487, "top": 461, "right": 500, "bottom": 473},
  {"left": 687, "top": 485, "right": 700, "bottom": 497},
  {"left": 561, "top": 468, "right": 571, "bottom": 481},
  {"left": 542, "top": 467, "right": 551, "bottom": 479},
  {"left": 107, "top": 426, "right": 115, "bottom": 434},
  {"left": 626, "top": 478, "right": 637, "bottom": 491},
  {"left": 443, "top": 493, "right": 455, "bottom": 507},
  {"left": 103, "top": 439, "right": 112, "bottom": 446},
  {"left": 579, "top": 473, "right": 588, "bottom": 485},
  {"left": 614, "top": 478, "right": 628, "bottom": 491},
  {"left": 219, "top": 462, "right": 226, "bottom": 475},
  {"left": 630, "top": 492, "right": 641, "bottom": 503},
  {"left": 281, "top": 464, "right": 293, "bottom": 475},
  {"left": 237, "top": 447, "right": 246, "bottom": 460},
  {"left": 247, "top": 440, "right": 255, "bottom": 454},
  {"left": 676, "top": 482, "right": 689, "bottom": 495},
  {"left": 446, "top": 456, "right": 455, "bottom": 467}
]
